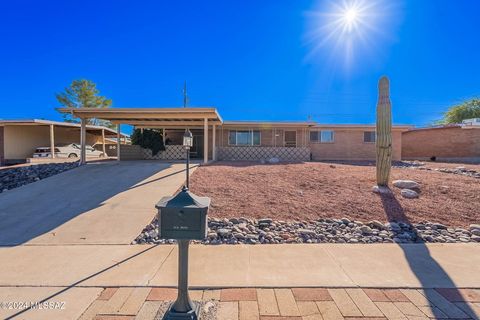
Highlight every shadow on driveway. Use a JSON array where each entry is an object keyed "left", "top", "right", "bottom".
[{"left": 0, "top": 161, "right": 177, "bottom": 246}]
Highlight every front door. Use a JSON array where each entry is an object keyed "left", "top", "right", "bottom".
[{"left": 284, "top": 131, "right": 297, "bottom": 147}]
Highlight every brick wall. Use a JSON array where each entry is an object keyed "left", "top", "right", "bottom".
[
  {"left": 309, "top": 129, "right": 403, "bottom": 161},
  {"left": 402, "top": 126, "right": 480, "bottom": 160}
]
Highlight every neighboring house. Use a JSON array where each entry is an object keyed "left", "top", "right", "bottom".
[
  {"left": 0, "top": 119, "right": 129, "bottom": 165},
  {"left": 402, "top": 119, "right": 480, "bottom": 162}
]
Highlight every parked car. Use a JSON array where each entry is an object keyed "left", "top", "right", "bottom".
[{"left": 33, "top": 143, "right": 105, "bottom": 158}]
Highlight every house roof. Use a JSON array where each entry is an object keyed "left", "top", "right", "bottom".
[
  {"left": 57, "top": 107, "right": 414, "bottom": 130},
  {"left": 0, "top": 119, "right": 129, "bottom": 137},
  {"left": 58, "top": 107, "right": 223, "bottom": 127}
]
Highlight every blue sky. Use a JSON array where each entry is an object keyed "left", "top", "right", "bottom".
[{"left": 1, "top": 0, "right": 479, "bottom": 132}]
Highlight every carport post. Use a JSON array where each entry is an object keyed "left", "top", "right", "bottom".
[
  {"left": 101, "top": 129, "right": 106, "bottom": 157},
  {"left": 116, "top": 124, "right": 121, "bottom": 161},
  {"left": 212, "top": 124, "right": 216, "bottom": 161},
  {"left": 80, "top": 119, "right": 87, "bottom": 165},
  {"left": 203, "top": 118, "right": 208, "bottom": 164},
  {"left": 49, "top": 124, "right": 55, "bottom": 159}
]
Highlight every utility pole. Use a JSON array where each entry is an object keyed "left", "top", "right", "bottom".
[{"left": 183, "top": 81, "right": 188, "bottom": 108}]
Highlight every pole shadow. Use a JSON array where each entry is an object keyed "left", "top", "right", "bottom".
[{"left": 379, "top": 191, "right": 475, "bottom": 319}]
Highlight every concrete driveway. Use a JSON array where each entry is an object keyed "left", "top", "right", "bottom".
[{"left": 0, "top": 161, "right": 195, "bottom": 246}]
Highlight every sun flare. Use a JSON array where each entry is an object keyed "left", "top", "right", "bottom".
[{"left": 304, "top": 0, "right": 398, "bottom": 68}]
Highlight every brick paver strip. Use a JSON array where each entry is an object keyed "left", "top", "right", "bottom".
[
  {"left": 221, "top": 288, "right": 257, "bottom": 301},
  {"left": 315, "top": 301, "right": 344, "bottom": 320},
  {"left": 257, "top": 289, "right": 280, "bottom": 316},
  {"left": 134, "top": 301, "right": 163, "bottom": 320},
  {"left": 98, "top": 288, "right": 119, "bottom": 301},
  {"left": 374, "top": 301, "right": 407, "bottom": 320},
  {"left": 79, "top": 300, "right": 107, "bottom": 320},
  {"left": 259, "top": 317, "right": 302, "bottom": 320},
  {"left": 203, "top": 289, "right": 221, "bottom": 301},
  {"left": 94, "top": 316, "right": 135, "bottom": 320},
  {"left": 239, "top": 300, "right": 260, "bottom": 320},
  {"left": 363, "top": 289, "right": 390, "bottom": 302},
  {"left": 421, "top": 288, "right": 468, "bottom": 319},
  {"left": 118, "top": 287, "right": 150, "bottom": 316},
  {"left": 296, "top": 301, "right": 320, "bottom": 317},
  {"left": 328, "top": 289, "right": 362, "bottom": 317},
  {"left": 454, "top": 301, "right": 480, "bottom": 319},
  {"left": 292, "top": 288, "right": 332, "bottom": 301},
  {"left": 99, "top": 288, "right": 134, "bottom": 314},
  {"left": 146, "top": 288, "right": 177, "bottom": 301},
  {"left": 383, "top": 290, "right": 409, "bottom": 302},
  {"left": 218, "top": 301, "right": 239, "bottom": 320},
  {"left": 436, "top": 288, "right": 480, "bottom": 302},
  {"left": 417, "top": 305, "right": 448, "bottom": 318},
  {"left": 346, "top": 288, "right": 383, "bottom": 317},
  {"left": 274, "top": 289, "right": 301, "bottom": 317},
  {"left": 399, "top": 290, "right": 430, "bottom": 307},
  {"left": 392, "top": 302, "right": 426, "bottom": 317},
  {"left": 189, "top": 289, "right": 203, "bottom": 301}
]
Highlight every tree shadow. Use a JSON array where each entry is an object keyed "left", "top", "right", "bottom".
[{"left": 379, "top": 191, "right": 475, "bottom": 319}]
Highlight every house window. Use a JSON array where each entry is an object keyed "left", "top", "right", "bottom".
[
  {"left": 364, "top": 131, "right": 376, "bottom": 143},
  {"left": 228, "top": 130, "right": 261, "bottom": 146},
  {"left": 310, "top": 130, "right": 334, "bottom": 143}
]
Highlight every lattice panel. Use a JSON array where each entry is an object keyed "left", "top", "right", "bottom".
[
  {"left": 217, "top": 147, "right": 310, "bottom": 162},
  {"left": 142, "top": 145, "right": 187, "bottom": 160}
]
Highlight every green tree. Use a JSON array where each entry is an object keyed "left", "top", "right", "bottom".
[
  {"left": 439, "top": 98, "right": 480, "bottom": 124},
  {"left": 131, "top": 129, "right": 165, "bottom": 155},
  {"left": 56, "top": 79, "right": 114, "bottom": 128}
]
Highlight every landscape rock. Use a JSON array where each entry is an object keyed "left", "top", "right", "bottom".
[
  {"left": 401, "top": 189, "right": 419, "bottom": 199},
  {"left": 135, "top": 217, "right": 476, "bottom": 245},
  {"left": 0, "top": 162, "right": 79, "bottom": 192},
  {"left": 393, "top": 180, "right": 420, "bottom": 189}
]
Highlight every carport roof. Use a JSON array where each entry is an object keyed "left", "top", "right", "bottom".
[
  {"left": 0, "top": 119, "right": 129, "bottom": 137},
  {"left": 58, "top": 107, "right": 223, "bottom": 127}
]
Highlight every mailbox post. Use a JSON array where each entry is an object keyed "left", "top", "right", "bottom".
[{"left": 156, "top": 186, "right": 210, "bottom": 320}]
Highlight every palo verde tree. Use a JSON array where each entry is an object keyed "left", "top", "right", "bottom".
[
  {"left": 56, "top": 79, "right": 114, "bottom": 128},
  {"left": 439, "top": 98, "right": 480, "bottom": 124}
]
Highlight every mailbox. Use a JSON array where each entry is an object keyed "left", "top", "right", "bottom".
[{"left": 156, "top": 186, "right": 210, "bottom": 240}]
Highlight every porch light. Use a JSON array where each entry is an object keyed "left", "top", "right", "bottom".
[{"left": 183, "top": 129, "right": 193, "bottom": 148}]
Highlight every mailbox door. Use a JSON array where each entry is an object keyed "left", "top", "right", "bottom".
[{"left": 159, "top": 208, "right": 207, "bottom": 240}]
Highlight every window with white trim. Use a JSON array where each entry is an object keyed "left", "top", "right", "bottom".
[
  {"left": 228, "top": 130, "right": 261, "bottom": 146},
  {"left": 310, "top": 130, "right": 334, "bottom": 143},
  {"left": 364, "top": 131, "right": 376, "bottom": 143}
]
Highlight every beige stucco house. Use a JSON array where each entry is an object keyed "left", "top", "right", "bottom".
[
  {"left": 59, "top": 107, "right": 411, "bottom": 163},
  {"left": 0, "top": 119, "right": 128, "bottom": 165}
]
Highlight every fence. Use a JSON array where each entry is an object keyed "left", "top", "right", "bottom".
[{"left": 217, "top": 146, "right": 310, "bottom": 162}]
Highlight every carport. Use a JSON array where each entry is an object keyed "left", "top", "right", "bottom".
[{"left": 59, "top": 108, "right": 223, "bottom": 164}]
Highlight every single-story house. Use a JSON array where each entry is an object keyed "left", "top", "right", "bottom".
[
  {"left": 0, "top": 119, "right": 129, "bottom": 165},
  {"left": 59, "top": 107, "right": 411, "bottom": 163},
  {"left": 402, "top": 118, "right": 480, "bottom": 162}
]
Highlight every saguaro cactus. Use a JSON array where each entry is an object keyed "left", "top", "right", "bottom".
[{"left": 376, "top": 76, "right": 392, "bottom": 186}]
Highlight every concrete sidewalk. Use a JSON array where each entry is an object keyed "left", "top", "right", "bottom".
[{"left": 0, "top": 244, "right": 478, "bottom": 288}]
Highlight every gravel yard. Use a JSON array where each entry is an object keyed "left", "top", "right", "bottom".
[{"left": 189, "top": 161, "right": 480, "bottom": 228}]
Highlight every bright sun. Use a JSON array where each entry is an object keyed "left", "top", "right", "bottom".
[{"left": 344, "top": 8, "right": 358, "bottom": 23}]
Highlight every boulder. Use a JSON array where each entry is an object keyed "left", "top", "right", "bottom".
[
  {"left": 393, "top": 180, "right": 420, "bottom": 189},
  {"left": 401, "top": 189, "right": 419, "bottom": 199}
]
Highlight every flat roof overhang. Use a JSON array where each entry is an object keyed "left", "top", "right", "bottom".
[
  {"left": 0, "top": 119, "right": 128, "bottom": 137},
  {"left": 57, "top": 107, "right": 223, "bottom": 127}
]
